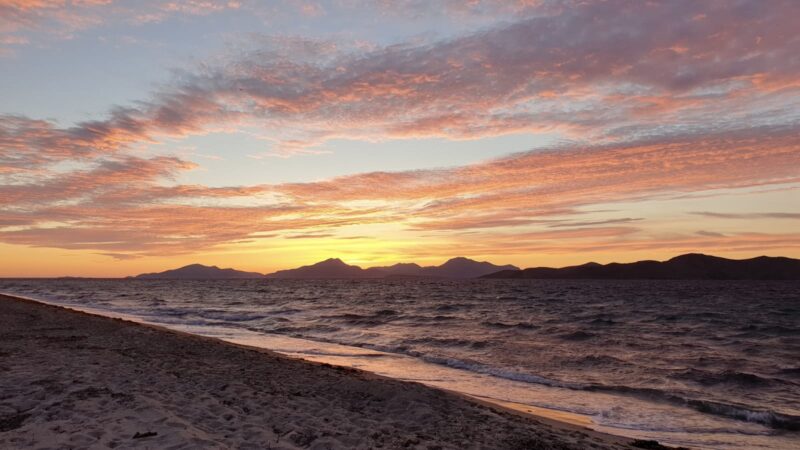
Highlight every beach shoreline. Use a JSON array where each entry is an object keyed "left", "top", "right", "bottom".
[{"left": 0, "top": 293, "right": 645, "bottom": 449}]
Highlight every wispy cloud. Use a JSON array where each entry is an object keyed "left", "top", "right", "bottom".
[
  {"left": 1, "top": 0, "right": 799, "bottom": 260},
  {"left": 284, "top": 233, "right": 335, "bottom": 239},
  {"left": 276, "top": 126, "right": 800, "bottom": 217},
  {"left": 7, "top": 1, "right": 800, "bottom": 160},
  {"left": 691, "top": 212, "right": 800, "bottom": 220},
  {"left": 0, "top": 0, "right": 243, "bottom": 55},
  {"left": 398, "top": 231, "right": 800, "bottom": 260},
  {"left": 2, "top": 126, "right": 798, "bottom": 257},
  {"left": 696, "top": 230, "right": 726, "bottom": 238}
]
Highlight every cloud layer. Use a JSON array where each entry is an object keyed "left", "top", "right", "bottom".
[{"left": 2, "top": 0, "right": 799, "bottom": 260}]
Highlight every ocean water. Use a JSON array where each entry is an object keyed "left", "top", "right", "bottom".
[{"left": 2, "top": 279, "right": 799, "bottom": 449}]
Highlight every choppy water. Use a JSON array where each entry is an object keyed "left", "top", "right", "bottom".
[{"left": 2, "top": 279, "right": 799, "bottom": 449}]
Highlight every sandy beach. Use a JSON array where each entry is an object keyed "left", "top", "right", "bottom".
[{"left": 0, "top": 293, "right": 649, "bottom": 449}]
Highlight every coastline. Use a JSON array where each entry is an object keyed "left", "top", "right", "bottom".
[{"left": 0, "top": 293, "right": 639, "bottom": 449}]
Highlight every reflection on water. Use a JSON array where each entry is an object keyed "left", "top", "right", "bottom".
[{"left": 2, "top": 279, "right": 799, "bottom": 449}]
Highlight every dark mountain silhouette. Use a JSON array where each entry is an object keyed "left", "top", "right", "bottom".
[
  {"left": 133, "top": 264, "right": 264, "bottom": 279},
  {"left": 265, "top": 258, "right": 369, "bottom": 279},
  {"left": 265, "top": 257, "right": 518, "bottom": 279},
  {"left": 377, "top": 263, "right": 424, "bottom": 275},
  {"left": 419, "top": 257, "right": 518, "bottom": 279},
  {"left": 481, "top": 254, "right": 800, "bottom": 280}
]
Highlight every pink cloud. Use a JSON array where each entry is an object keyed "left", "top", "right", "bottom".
[
  {"left": 2, "top": 125, "right": 798, "bottom": 257},
  {"left": 275, "top": 127, "right": 800, "bottom": 207},
  {"left": 0, "top": 0, "right": 242, "bottom": 53},
  {"left": 2, "top": 0, "right": 799, "bottom": 258},
  {"left": 6, "top": 0, "right": 800, "bottom": 165},
  {"left": 397, "top": 231, "right": 800, "bottom": 260}
]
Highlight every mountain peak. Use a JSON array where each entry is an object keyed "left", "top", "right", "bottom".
[
  {"left": 483, "top": 254, "right": 800, "bottom": 280},
  {"left": 133, "top": 264, "right": 263, "bottom": 279},
  {"left": 446, "top": 256, "right": 472, "bottom": 261},
  {"left": 441, "top": 256, "right": 475, "bottom": 265},
  {"left": 428, "top": 257, "right": 519, "bottom": 278},
  {"left": 319, "top": 258, "right": 346, "bottom": 265},
  {"left": 668, "top": 253, "right": 712, "bottom": 261},
  {"left": 264, "top": 257, "right": 517, "bottom": 279},
  {"left": 388, "top": 262, "right": 422, "bottom": 269},
  {"left": 180, "top": 263, "right": 218, "bottom": 269},
  {"left": 444, "top": 256, "right": 497, "bottom": 266},
  {"left": 265, "top": 258, "right": 364, "bottom": 279}
]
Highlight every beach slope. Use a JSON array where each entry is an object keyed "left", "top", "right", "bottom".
[{"left": 0, "top": 294, "right": 633, "bottom": 449}]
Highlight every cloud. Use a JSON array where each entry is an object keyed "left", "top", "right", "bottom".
[
  {"left": 99, "top": 252, "right": 143, "bottom": 260},
  {"left": 0, "top": 155, "right": 194, "bottom": 205},
  {"left": 8, "top": 0, "right": 799, "bottom": 162},
  {"left": 203, "top": 0, "right": 799, "bottom": 147},
  {"left": 276, "top": 126, "right": 800, "bottom": 219},
  {"left": 547, "top": 218, "right": 643, "bottom": 228},
  {"left": 284, "top": 233, "right": 335, "bottom": 239},
  {"left": 397, "top": 230, "right": 800, "bottom": 260},
  {"left": 691, "top": 211, "right": 800, "bottom": 220},
  {"left": 0, "top": 0, "right": 242, "bottom": 54},
  {"left": 2, "top": 124, "right": 798, "bottom": 257},
  {"left": 0, "top": 111, "right": 151, "bottom": 170},
  {"left": 696, "top": 230, "right": 726, "bottom": 238},
  {"left": 2, "top": 0, "right": 799, "bottom": 259}
]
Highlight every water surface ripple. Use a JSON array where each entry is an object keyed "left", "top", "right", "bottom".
[{"left": 2, "top": 279, "right": 798, "bottom": 448}]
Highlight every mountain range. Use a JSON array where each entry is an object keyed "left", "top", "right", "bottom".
[
  {"left": 132, "top": 257, "right": 518, "bottom": 280},
  {"left": 133, "top": 264, "right": 264, "bottom": 279},
  {"left": 131, "top": 254, "right": 800, "bottom": 280},
  {"left": 481, "top": 253, "right": 800, "bottom": 280},
  {"left": 264, "top": 257, "right": 519, "bottom": 279}
]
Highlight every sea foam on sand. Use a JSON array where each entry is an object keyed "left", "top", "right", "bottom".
[{"left": 0, "top": 294, "right": 632, "bottom": 449}]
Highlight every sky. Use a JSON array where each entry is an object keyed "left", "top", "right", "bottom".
[{"left": 1, "top": 0, "right": 799, "bottom": 277}]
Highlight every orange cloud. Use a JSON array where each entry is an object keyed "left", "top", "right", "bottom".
[
  {"left": 2, "top": 0, "right": 799, "bottom": 261},
  {"left": 2, "top": 125, "right": 798, "bottom": 258},
  {"left": 0, "top": 0, "right": 243, "bottom": 54},
  {"left": 10, "top": 0, "right": 797, "bottom": 156},
  {"left": 396, "top": 231, "right": 800, "bottom": 262},
  {"left": 275, "top": 127, "right": 800, "bottom": 211},
  {"left": 5, "top": 1, "right": 800, "bottom": 159}
]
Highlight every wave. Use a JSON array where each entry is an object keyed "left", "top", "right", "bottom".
[
  {"left": 584, "top": 385, "right": 800, "bottom": 431},
  {"left": 670, "top": 368, "right": 779, "bottom": 387},
  {"left": 294, "top": 349, "right": 387, "bottom": 358},
  {"left": 360, "top": 348, "right": 800, "bottom": 432},
  {"left": 205, "top": 315, "right": 800, "bottom": 433},
  {"left": 401, "top": 337, "right": 491, "bottom": 349},
  {"left": 414, "top": 355, "right": 584, "bottom": 389},
  {"left": 686, "top": 399, "right": 800, "bottom": 431},
  {"left": 558, "top": 331, "right": 596, "bottom": 341},
  {"left": 271, "top": 325, "right": 341, "bottom": 334},
  {"left": 778, "top": 367, "right": 800, "bottom": 378},
  {"left": 7, "top": 282, "right": 800, "bottom": 438},
  {"left": 587, "top": 318, "right": 617, "bottom": 326},
  {"left": 320, "top": 310, "right": 402, "bottom": 326},
  {"left": 573, "top": 354, "right": 630, "bottom": 367},
  {"left": 145, "top": 307, "right": 189, "bottom": 317},
  {"left": 198, "top": 311, "right": 268, "bottom": 322},
  {"left": 481, "top": 320, "right": 538, "bottom": 330}
]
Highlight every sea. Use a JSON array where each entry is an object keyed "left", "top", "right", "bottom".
[{"left": 2, "top": 279, "right": 798, "bottom": 449}]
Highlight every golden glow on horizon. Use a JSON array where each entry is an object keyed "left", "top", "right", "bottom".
[
  {"left": 3, "top": 241, "right": 798, "bottom": 278},
  {"left": 2, "top": 188, "right": 800, "bottom": 278}
]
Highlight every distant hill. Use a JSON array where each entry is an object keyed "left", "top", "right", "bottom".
[
  {"left": 374, "top": 263, "right": 424, "bottom": 276},
  {"left": 418, "top": 257, "right": 518, "bottom": 279},
  {"left": 265, "top": 258, "right": 371, "bottom": 279},
  {"left": 265, "top": 257, "right": 519, "bottom": 279},
  {"left": 481, "top": 254, "right": 800, "bottom": 280},
  {"left": 133, "top": 264, "right": 264, "bottom": 280}
]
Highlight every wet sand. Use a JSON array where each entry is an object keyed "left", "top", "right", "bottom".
[{"left": 0, "top": 293, "right": 648, "bottom": 449}]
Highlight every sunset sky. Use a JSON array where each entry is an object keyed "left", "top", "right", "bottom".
[{"left": 1, "top": 0, "right": 799, "bottom": 277}]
